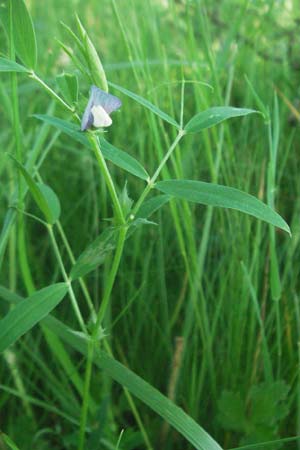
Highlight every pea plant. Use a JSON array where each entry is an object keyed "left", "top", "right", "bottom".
[{"left": 0, "top": 1, "right": 290, "bottom": 450}]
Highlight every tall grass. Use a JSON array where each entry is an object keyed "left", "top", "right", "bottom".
[{"left": 0, "top": 0, "right": 299, "bottom": 449}]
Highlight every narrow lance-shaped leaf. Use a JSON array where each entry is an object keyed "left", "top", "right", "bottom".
[
  {"left": 11, "top": 0, "right": 37, "bottom": 69},
  {"left": 34, "top": 114, "right": 149, "bottom": 181},
  {"left": 109, "top": 81, "right": 180, "bottom": 128},
  {"left": 0, "top": 57, "right": 30, "bottom": 73},
  {"left": 156, "top": 180, "right": 290, "bottom": 234},
  {"left": 10, "top": 156, "right": 60, "bottom": 225},
  {"left": 184, "top": 106, "right": 258, "bottom": 133},
  {"left": 44, "top": 315, "right": 223, "bottom": 450},
  {"left": 0, "top": 283, "right": 68, "bottom": 353},
  {"left": 135, "top": 194, "right": 171, "bottom": 219},
  {"left": 37, "top": 183, "right": 61, "bottom": 224}
]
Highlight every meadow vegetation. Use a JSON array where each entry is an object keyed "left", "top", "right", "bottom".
[{"left": 0, "top": 1, "right": 299, "bottom": 449}]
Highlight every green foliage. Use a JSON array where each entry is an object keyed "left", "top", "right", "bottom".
[
  {"left": 218, "top": 382, "right": 290, "bottom": 448},
  {"left": 0, "top": 432, "right": 20, "bottom": 450},
  {"left": 70, "top": 227, "right": 118, "bottom": 280},
  {"left": 135, "top": 194, "right": 170, "bottom": 219},
  {"left": 59, "top": 15, "right": 107, "bottom": 90},
  {"left": 184, "top": 106, "right": 258, "bottom": 133},
  {"left": 10, "top": 0, "right": 37, "bottom": 69},
  {"left": 0, "top": 1, "right": 296, "bottom": 449},
  {"left": 155, "top": 180, "right": 290, "bottom": 233},
  {"left": 0, "top": 283, "right": 68, "bottom": 352},
  {"left": 119, "top": 183, "right": 134, "bottom": 217},
  {"left": 10, "top": 156, "right": 61, "bottom": 225},
  {"left": 109, "top": 81, "right": 180, "bottom": 128},
  {"left": 34, "top": 114, "right": 149, "bottom": 180},
  {"left": 45, "top": 315, "right": 223, "bottom": 450},
  {"left": 56, "top": 72, "right": 79, "bottom": 105},
  {"left": 0, "top": 57, "right": 29, "bottom": 73}
]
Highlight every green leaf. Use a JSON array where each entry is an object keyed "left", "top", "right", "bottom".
[
  {"left": 34, "top": 114, "right": 87, "bottom": 145},
  {"left": 34, "top": 115, "right": 149, "bottom": 180},
  {"left": 0, "top": 57, "right": 29, "bottom": 73},
  {"left": 127, "top": 196, "right": 170, "bottom": 238},
  {"left": 109, "top": 82, "right": 180, "bottom": 129},
  {"left": 135, "top": 194, "right": 171, "bottom": 219},
  {"left": 218, "top": 391, "right": 248, "bottom": 433},
  {"left": 70, "top": 227, "right": 119, "bottom": 280},
  {"left": 56, "top": 72, "right": 78, "bottom": 104},
  {"left": 0, "top": 283, "right": 68, "bottom": 353},
  {"left": 11, "top": 0, "right": 37, "bottom": 69},
  {"left": 37, "top": 183, "right": 61, "bottom": 224},
  {"left": 249, "top": 381, "right": 289, "bottom": 426},
  {"left": 44, "top": 315, "right": 223, "bottom": 450},
  {"left": 99, "top": 137, "right": 149, "bottom": 181},
  {"left": 155, "top": 180, "right": 290, "bottom": 234},
  {"left": 10, "top": 156, "right": 60, "bottom": 225},
  {"left": 0, "top": 285, "right": 23, "bottom": 304},
  {"left": 184, "top": 107, "right": 257, "bottom": 133}
]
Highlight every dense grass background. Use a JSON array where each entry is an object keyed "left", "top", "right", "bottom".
[{"left": 1, "top": 0, "right": 300, "bottom": 449}]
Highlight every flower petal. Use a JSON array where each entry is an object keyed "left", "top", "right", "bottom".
[{"left": 91, "top": 85, "right": 122, "bottom": 114}]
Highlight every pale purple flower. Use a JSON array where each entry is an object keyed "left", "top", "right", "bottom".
[{"left": 81, "top": 85, "right": 122, "bottom": 131}]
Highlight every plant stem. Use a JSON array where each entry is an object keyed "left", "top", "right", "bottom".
[
  {"left": 30, "top": 72, "right": 75, "bottom": 113},
  {"left": 47, "top": 225, "right": 86, "bottom": 333},
  {"left": 88, "top": 134, "right": 125, "bottom": 225},
  {"left": 78, "top": 224, "right": 127, "bottom": 450},
  {"left": 78, "top": 128, "right": 184, "bottom": 449},
  {"left": 132, "top": 129, "right": 185, "bottom": 216},
  {"left": 78, "top": 135, "right": 127, "bottom": 450}
]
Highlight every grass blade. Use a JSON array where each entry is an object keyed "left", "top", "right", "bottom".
[{"left": 0, "top": 432, "right": 20, "bottom": 450}]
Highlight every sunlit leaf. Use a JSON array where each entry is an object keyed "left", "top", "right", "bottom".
[
  {"left": 0, "top": 57, "right": 29, "bottom": 73},
  {"left": 11, "top": 0, "right": 37, "bottom": 69}
]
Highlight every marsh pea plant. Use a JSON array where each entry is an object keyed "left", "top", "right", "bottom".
[{"left": 0, "top": 2, "right": 290, "bottom": 450}]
